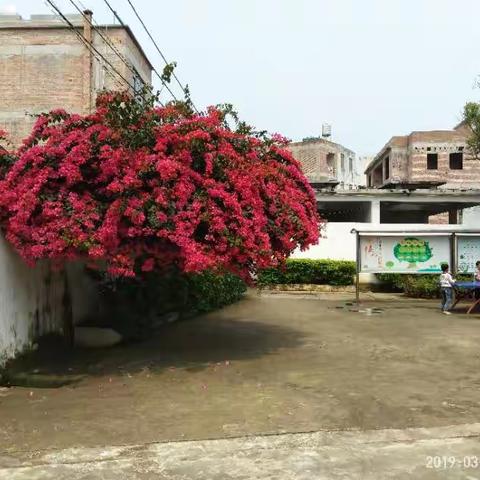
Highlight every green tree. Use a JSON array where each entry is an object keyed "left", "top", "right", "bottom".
[{"left": 463, "top": 102, "right": 480, "bottom": 158}]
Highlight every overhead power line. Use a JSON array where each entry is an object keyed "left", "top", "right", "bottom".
[
  {"left": 102, "top": 0, "right": 198, "bottom": 112},
  {"left": 66, "top": 0, "right": 162, "bottom": 102},
  {"left": 43, "top": 0, "right": 120, "bottom": 89},
  {"left": 68, "top": 0, "right": 132, "bottom": 70},
  {"left": 101, "top": 0, "right": 181, "bottom": 105},
  {"left": 102, "top": 0, "right": 125, "bottom": 26},
  {"left": 125, "top": 0, "right": 196, "bottom": 107},
  {"left": 44, "top": 0, "right": 137, "bottom": 94},
  {"left": 66, "top": 0, "right": 167, "bottom": 106}
]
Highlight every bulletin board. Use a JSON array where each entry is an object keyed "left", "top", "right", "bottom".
[
  {"left": 457, "top": 235, "right": 480, "bottom": 273},
  {"left": 359, "top": 235, "right": 451, "bottom": 274}
]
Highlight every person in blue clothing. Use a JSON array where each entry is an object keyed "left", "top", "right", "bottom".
[{"left": 439, "top": 263, "right": 455, "bottom": 315}]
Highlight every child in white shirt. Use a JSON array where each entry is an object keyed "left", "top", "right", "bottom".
[
  {"left": 474, "top": 261, "right": 480, "bottom": 300},
  {"left": 439, "top": 263, "right": 455, "bottom": 315}
]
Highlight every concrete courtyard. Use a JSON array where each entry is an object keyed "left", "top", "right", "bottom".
[{"left": 1, "top": 291, "right": 480, "bottom": 478}]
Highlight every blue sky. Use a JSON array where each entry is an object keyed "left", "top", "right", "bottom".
[{"left": 2, "top": 0, "right": 480, "bottom": 155}]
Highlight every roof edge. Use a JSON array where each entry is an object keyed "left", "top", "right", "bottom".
[
  {"left": 0, "top": 22, "right": 154, "bottom": 72},
  {"left": 289, "top": 137, "right": 355, "bottom": 155}
]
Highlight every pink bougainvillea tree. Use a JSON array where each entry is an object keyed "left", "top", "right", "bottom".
[{"left": 0, "top": 92, "right": 320, "bottom": 280}]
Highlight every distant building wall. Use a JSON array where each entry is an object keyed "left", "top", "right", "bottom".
[
  {"left": 463, "top": 206, "right": 480, "bottom": 227},
  {"left": 288, "top": 137, "right": 358, "bottom": 189},
  {"left": 366, "top": 126, "right": 480, "bottom": 189}
]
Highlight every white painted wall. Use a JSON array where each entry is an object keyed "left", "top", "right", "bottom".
[
  {"left": 293, "top": 222, "right": 479, "bottom": 263},
  {"left": 292, "top": 222, "right": 479, "bottom": 283},
  {"left": 0, "top": 236, "right": 98, "bottom": 367},
  {"left": 462, "top": 206, "right": 480, "bottom": 227},
  {"left": 293, "top": 223, "right": 358, "bottom": 261}
]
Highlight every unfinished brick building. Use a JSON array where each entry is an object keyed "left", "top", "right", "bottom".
[
  {"left": 365, "top": 123, "right": 479, "bottom": 190},
  {"left": 288, "top": 137, "right": 359, "bottom": 189},
  {"left": 0, "top": 12, "right": 152, "bottom": 146}
]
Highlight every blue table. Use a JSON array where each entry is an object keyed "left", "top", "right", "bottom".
[{"left": 453, "top": 282, "right": 480, "bottom": 314}]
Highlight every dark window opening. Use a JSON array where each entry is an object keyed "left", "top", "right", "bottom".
[
  {"left": 132, "top": 68, "right": 146, "bottom": 102},
  {"left": 384, "top": 156, "right": 390, "bottom": 179},
  {"left": 449, "top": 152, "right": 463, "bottom": 170},
  {"left": 427, "top": 147, "right": 431, "bottom": 151},
  {"left": 319, "top": 201, "right": 371, "bottom": 223},
  {"left": 427, "top": 153, "right": 438, "bottom": 170},
  {"left": 326, "top": 153, "right": 336, "bottom": 176}
]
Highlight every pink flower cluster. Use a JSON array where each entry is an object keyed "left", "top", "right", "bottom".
[{"left": 0, "top": 93, "right": 321, "bottom": 279}]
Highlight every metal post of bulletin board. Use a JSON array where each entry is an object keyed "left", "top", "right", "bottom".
[
  {"left": 451, "top": 233, "right": 457, "bottom": 274},
  {"left": 355, "top": 230, "right": 360, "bottom": 304}
]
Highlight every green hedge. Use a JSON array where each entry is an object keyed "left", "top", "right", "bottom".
[
  {"left": 184, "top": 271, "right": 247, "bottom": 313},
  {"left": 377, "top": 273, "right": 471, "bottom": 298},
  {"left": 258, "top": 259, "right": 356, "bottom": 286},
  {"left": 88, "top": 269, "right": 247, "bottom": 340}
]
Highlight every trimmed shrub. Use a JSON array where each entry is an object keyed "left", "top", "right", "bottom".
[
  {"left": 185, "top": 271, "right": 247, "bottom": 313},
  {"left": 257, "top": 259, "right": 356, "bottom": 286},
  {"left": 376, "top": 273, "right": 471, "bottom": 298},
  {"left": 376, "top": 273, "right": 404, "bottom": 292},
  {"left": 87, "top": 269, "right": 247, "bottom": 340}
]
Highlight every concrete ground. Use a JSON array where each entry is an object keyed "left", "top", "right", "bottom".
[
  {"left": 3, "top": 423, "right": 480, "bottom": 479},
  {"left": 1, "top": 291, "right": 480, "bottom": 478}
]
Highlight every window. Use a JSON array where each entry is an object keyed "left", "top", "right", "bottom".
[
  {"left": 132, "top": 68, "right": 145, "bottom": 99},
  {"left": 326, "top": 153, "right": 336, "bottom": 176},
  {"left": 449, "top": 152, "right": 463, "bottom": 170},
  {"left": 427, "top": 153, "right": 438, "bottom": 170},
  {"left": 349, "top": 157, "right": 353, "bottom": 175},
  {"left": 340, "top": 153, "right": 345, "bottom": 173},
  {"left": 384, "top": 156, "right": 390, "bottom": 179}
]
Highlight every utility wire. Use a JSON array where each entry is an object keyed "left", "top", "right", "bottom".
[
  {"left": 102, "top": 0, "right": 125, "bottom": 26},
  {"left": 125, "top": 0, "right": 198, "bottom": 112},
  {"left": 102, "top": 0, "right": 198, "bottom": 112},
  {"left": 68, "top": 0, "right": 164, "bottom": 104},
  {"left": 101, "top": 0, "right": 180, "bottom": 104},
  {"left": 75, "top": 1, "right": 166, "bottom": 106},
  {"left": 44, "top": 1, "right": 123, "bottom": 91},
  {"left": 66, "top": 0, "right": 160, "bottom": 104},
  {"left": 125, "top": 0, "right": 175, "bottom": 70},
  {"left": 68, "top": 0, "right": 131, "bottom": 69},
  {"left": 45, "top": 0, "right": 137, "bottom": 94}
]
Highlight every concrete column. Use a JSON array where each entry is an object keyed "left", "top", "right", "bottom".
[{"left": 370, "top": 200, "right": 381, "bottom": 224}]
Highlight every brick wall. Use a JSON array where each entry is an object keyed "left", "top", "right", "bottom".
[
  {"left": 409, "top": 145, "right": 480, "bottom": 188},
  {"left": 0, "top": 28, "right": 85, "bottom": 146},
  {"left": 0, "top": 18, "right": 152, "bottom": 147},
  {"left": 368, "top": 129, "right": 480, "bottom": 188},
  {"left": 288, "top": 138, "right": 357, "bottom": 186},
  {"left": 288, "top": 141, "right": 330, "bottom": 180}
]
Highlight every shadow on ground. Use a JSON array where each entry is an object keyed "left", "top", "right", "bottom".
[
  {"left": 2, "top": 292, "right": 480, "bottom": 455},
  {"left": 3, "top": 303, "right": 306, "bottom": 384}
]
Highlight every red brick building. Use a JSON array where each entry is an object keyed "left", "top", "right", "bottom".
[
  {"left": 288, "top": 137, "right": 359, "bottom": 189},
  {"left": 365, "top": 123, "right": 479, "bottom": 190},
  {"left": 0, "top": 12, "right": 153, "bottom": 146}
]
